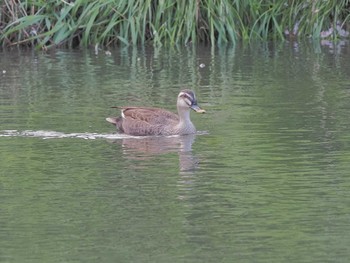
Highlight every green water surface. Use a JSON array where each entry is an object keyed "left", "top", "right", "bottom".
[{"left": 1, "top": 42, "right": 350, "bottom": 262}]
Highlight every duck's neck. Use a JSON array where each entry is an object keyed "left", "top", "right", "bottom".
[
  {"left": 176, "top": 108, "right": 195, "bottom": 134},
  {"left": 177, "top": 107, "right": 191, "bottom": 124}
]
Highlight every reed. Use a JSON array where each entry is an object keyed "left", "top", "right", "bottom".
[{"left": 0, "top": 0, "right": 349, "bottom": 48}]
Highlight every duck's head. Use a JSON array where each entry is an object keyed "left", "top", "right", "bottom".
[{"left": 177, "top": 89, "right": 206, "bottom": 113}]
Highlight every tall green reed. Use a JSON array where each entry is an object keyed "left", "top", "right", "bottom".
[{"left": 0, "top": 0, "right": 349, "bottom": 48}]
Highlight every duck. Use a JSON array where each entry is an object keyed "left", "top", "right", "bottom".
[{"left": 106, "top": 89, "right": 205, "bottom": 136}]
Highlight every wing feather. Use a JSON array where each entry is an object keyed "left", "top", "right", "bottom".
[
  {"left": 121, "top": 107, "right": 179, "bottom": 125},
  {"left": 109, "top": 107, "right": 178, "bottom": 135}
]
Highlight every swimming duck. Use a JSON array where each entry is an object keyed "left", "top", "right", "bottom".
[{"left": 106, "top": 89, "right": 205, "bottom": 136}]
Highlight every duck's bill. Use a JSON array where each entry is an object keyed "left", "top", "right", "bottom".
[{"left": 191, "top": 105, "right": 206, "bottom": 113}]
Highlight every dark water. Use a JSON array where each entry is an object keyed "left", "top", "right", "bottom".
[{"left": 1, "top": 42, "right": 350, "bottom": 262}]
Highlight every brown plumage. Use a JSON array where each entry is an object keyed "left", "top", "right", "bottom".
[{"left": 106, "top": 90, "right": 205, "bottom": 136}]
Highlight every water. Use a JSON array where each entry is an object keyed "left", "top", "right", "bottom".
[{"left": 1, "top": 42, "right": 350, "bottom": 262}]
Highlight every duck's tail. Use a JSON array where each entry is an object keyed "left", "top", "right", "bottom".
[{"left": 106, "top": 117, "right": 124, "bottom": 133}]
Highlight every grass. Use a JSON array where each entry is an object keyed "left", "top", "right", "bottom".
[{"left": 0, "top": 0, "right": 349, "bottom": 48}]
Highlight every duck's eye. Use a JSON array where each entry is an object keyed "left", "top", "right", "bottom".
[
  {"left": 184, "top": 98, "right": 192, "bottom": 106},
  {"left": 181, "top": 94, "right": 192, "bottom": 106}
]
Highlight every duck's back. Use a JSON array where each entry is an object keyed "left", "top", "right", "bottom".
[
  {"left": 108, "top": 107, "right": 179, "bottom": 136},
  {"left": 122, "top": 107, "right": 179, "bottom": 125}
]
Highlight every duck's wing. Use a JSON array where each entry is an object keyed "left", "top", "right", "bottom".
[
  {"left": 107, "top": 107, "right": 179, "bottom": 136},
  {"left": 120, "top": 107, "right": 179, "bottom": 125}
]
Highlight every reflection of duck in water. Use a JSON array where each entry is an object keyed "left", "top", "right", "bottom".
[
  {"left": 109, "top": 134, "right": 199, "bottom": 172},
  {"left": 119, "top": 134, "right": 196, "bottom": 155},
  {"left": 106, "top": 90, "right": 205, "bottom": 136}
]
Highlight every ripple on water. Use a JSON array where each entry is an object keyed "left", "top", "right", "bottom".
[
  {"left": 0, "top": 130, "right": 209, "bottom": 140},
  {"left": 0, "top": 130, "right": 128, "bottom": 140}
]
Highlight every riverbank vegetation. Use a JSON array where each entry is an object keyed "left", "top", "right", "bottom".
[{"left": 1, "top": 0, "right": 349, "bottom": 48}]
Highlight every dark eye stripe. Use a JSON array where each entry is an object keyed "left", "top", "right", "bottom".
[
  {"left": 184, "top": 94, "right": 192, "bottom": 100},
  {"left": 184, "top": 98, "right": 192, "bottom": 106},
  {"left": 181, "top": 94, "right": 193, "bottom": 105}
]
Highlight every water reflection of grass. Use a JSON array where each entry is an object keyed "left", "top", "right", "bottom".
[{"left": 0, "top": 0, "right": 349, "bottom": 48}]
